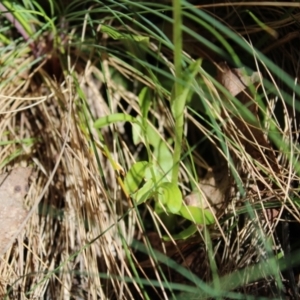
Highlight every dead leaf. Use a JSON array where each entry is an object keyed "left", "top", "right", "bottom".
[
  {"left": 217, "top": 61, "right": 260, "bottom": 118},
  {"left": 184, "top": 166, "right": 229, "bottom": 213},
  {"left": 217, "top": 62, "right": 260, "bottom": 98},
  {"left": 0, "top": 167, "right": 32, "bottom": 257}
]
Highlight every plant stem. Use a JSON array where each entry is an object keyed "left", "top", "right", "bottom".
[{"left": 171, "top": 0, "right": 183, "bottom": 185}]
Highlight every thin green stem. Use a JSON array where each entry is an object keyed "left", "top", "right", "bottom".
[{"left": 171, "top": 0, "right": 183, "bottom": 185}]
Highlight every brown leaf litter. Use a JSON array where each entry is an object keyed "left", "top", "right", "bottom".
[
  {"left": 184, "top": 165, "right": 230, "bottom": 215},
  {"left": 0, "top": 167, "right": 32, "bottom": 256}
]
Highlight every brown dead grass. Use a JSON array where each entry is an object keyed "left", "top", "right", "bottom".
[
  {"left": 1, "top": 1, "right": 300, "bottom": 299},
  {"left": 0, "top": 47, "right": 142, "bottom": 298}
]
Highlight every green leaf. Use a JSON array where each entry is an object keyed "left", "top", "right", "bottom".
[
  {"left": 94, "top": 113, "right": 137, "bottom": 128},
  {"left": 133, "top": 178, "right": 155, "bottom": 205},
  {"left": 171, "top": 59, "right": 201, "bottom": 120},
  {"left": 144, "top": 165, "right": 170, "bottom": 185},
  {"left": 138, "top": 87, "right": 152, "bottom": 118},
  {"left": 132, "top": 117, "right": 173, "bottom": 180},
  {"left": 153, "top": 139, "right": 173, "bottom": 180},
  {"left": 163, "top": 224, "right": 198, "bottom": 241},
  {"left": 144, "top": 121, "right": 161, "bottom": 149},
  {"left": 124, "top": 161, "right": 150, "bottom": 194},
  {"left": 157, "top": 182, "right": 182, "bottom": 214},
  {"left": 100, "top": 25, "right": 149, "bottom": 43},
  {"left": 2, "top": 1, "right": 36, "bottom": 36},
  {"left": 171, "top": 59, "right": 202, "bottom": 184},
  {"left": 178, "top": 205, "right": 215, "bottom": 225},
  {"left": 100, "top": 25, "right": 125, "bottom": 40},
  {"left": 132, "top": 116, "right": 143, "bottom": 146}
]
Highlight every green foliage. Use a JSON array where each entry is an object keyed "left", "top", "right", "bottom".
[
  {"left": 157, "top": 182, "right": 182, "bottom": 214},
  {"left": 124, "top": 161, "right": 150, "bottom": 194},
  {"left": 94, "top": 113, "right": 138, "bottom": 129},
  {"left": 94, "top": 110, "right": 214, "bottom": 228},
  {"left": 122, "top": 158, "right": 214, "bottom": 226},
  {"left": 100, "top": 24, "right": 149, "bottom": 43},
  {"left": 179, "top": 205, "right": 214, "bottom": 225},
  {"left": 171, "top": 59, "right": 202, "bottom": 183}
]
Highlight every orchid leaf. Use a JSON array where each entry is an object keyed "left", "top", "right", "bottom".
[
  {"left": 179, "top": 205, "right": 215, "bottom": 225},
  {"left": 158, "top": 182, "right": 182, "bottom": 214},
  {"left": 124, "top": 161, "right": 150, "bottom": 194}
]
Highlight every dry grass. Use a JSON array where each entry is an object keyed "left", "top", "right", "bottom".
[
  {"left": 0, "top": 47, "right": 141, "bottom": 298},
  {"left": 0, "top": 1, "right": 300, "bottom": 299}
]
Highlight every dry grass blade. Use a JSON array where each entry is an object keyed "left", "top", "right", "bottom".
[{"left": 0, "top": 42, "right": 138, "bottom": 298}]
